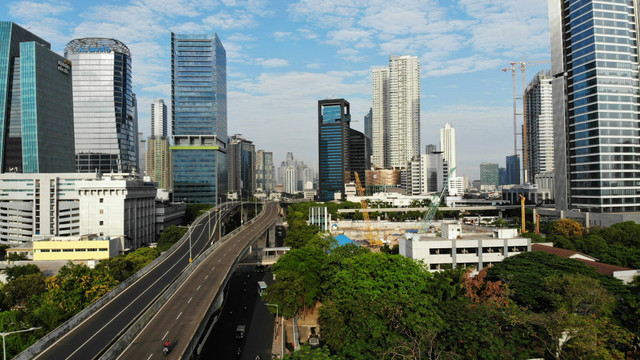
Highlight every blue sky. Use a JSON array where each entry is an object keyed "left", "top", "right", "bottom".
[{"left": 5, "top": 0, "right": 551, "bottom": 180}]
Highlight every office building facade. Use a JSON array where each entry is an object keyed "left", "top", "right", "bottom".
[
  {"left": 318, "top": 99, "right": 351, "bottom": 201},
  {"left": 549, "top": 0, "right": 640, "bottom": 212},
  {"left": 480, "top": 162, "right": 499, "bottom": 189},
  {"left": 349, "top": 128, "right": 371, "bottom": 186},
  {"left": 440, "top": 123, "right": 457, "bottom": 178},
  {"left": 506, "top": 155, "right": 520, "bottom": 185},
  {"left": 0, "top": 22, "right": 75, "bottom": 173},
  {"left": 525, "top": 70, "right": 554, "bottom": 179},
  {"left": 65, "top": 38, "right": 136, "bottom": 174},
  {"left": 228, "top": 134, "right": 255, "bottom": 198},
  {"left": 256, "top": 150, "right": 275, "bottom": 193},
  {"left": 171, "top": 33, "right": 227, "bottom": 204}
]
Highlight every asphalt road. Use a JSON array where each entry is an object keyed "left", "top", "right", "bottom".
[
  {"left": 200, "top": 266, "right": 276, "bottom": 360},
  {"left": 32, "top": 204, "right": 233, "bottom": 360},
  {"left": 117, "top": 202, "right": 279, "bottom": 359}
]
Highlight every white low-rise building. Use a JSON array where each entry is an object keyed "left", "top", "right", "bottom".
[
  {"left": 400, "top": 223, "right": 530, "bottom": 271},
  {"left": 0, "top": 173, "right": 156, "bottom": 250}
]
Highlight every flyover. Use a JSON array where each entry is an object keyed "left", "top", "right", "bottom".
[
  {"left": 115, "top": 201, "right": 280, "bottom": 359},
  {"left": 18, "top": 201, "right": 278, "bottom": 360}
]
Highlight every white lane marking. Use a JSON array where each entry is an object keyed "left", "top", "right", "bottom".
[
  {"left": 211, "top": 266, "right": 215, "bottom": 271},
  {"left": 147, "top": 354, "right": 153, "bottom": 360},
  {"left": 205, "top": 275, "right": 209, "bottom": 280},
  {"left": 176, "top": 312, "right": 182, "bottom": 320},
  {"left": 197, "top": 285, "right": 201, "bottom": 291},
  {"left": 217, "top": 259, "right": 221, "bottom": 263},
  {"left": 188, "top": 297, "right": 193, "bottom": 304},
  {"left": 163, "top": 331, "right": 169, "bottom": 340}
]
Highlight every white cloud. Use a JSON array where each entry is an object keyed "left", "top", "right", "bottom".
[
  {"left": 202, "top": 12, "right": 256, "bottom": 29},
  {"left": 273, "top": 31, "right": 293, "bottom": 40},
  {"left": 258, "top": 58, "right": 289, "bottom": 67},
  {"left": 8, "top": 1, "right": 72, "bottom": 19}
]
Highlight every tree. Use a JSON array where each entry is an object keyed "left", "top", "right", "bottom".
[
  {"left": 284, "top": 344, "right": 337, "bottom": 359},
  {"left": 5, "top": 264, "right": 41, "bottom": 282},
  {"left": 2, "top": 273, "right": 46, "bottom": 309},
  {"left": 125, "top": 247, "right": 160, "bottom": 271},
  {"left": 549, "top": 219, "right": 584, "bottom": 239},
  {"left": 265, "top": 247, "right": 327, "bottom": 317},
  {"left": 319, "top": 253, "right": 441, "bottom": 359},
  {"left": 184, "top": 203, "right": 213, "bottom": 224},
  {"left": 95, "top": 256, "right": 136, "bottom": 282},
  {"left": 284, "top": 223, "right": 321, "bottom": 249},
  {"left": 157, "top": 225, "right": 188, "bottom": 252}
]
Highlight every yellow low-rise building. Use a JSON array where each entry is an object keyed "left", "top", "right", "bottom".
[{"left": 33, "top": 234, "right": 123, "bottom": 261}]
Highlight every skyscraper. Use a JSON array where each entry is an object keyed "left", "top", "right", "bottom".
[
  {"left": 364, "top": 107, "right": 372, "bottom": 145},
  {"left": 349, "top": 128, "right": 371, "bottom": 186},
  {"left": 146, "top": 136, "right": 172, "bottom": 190},
  {"left": 227, "top": 134, "right": 255, "bottom": 198},
  {"left": 480, "top": 162, "right": 499, "bottom": 189},
  {"left": 506, "top": 155, "right": 520, "bottom": 185},
  {"left": 318, "top": 98, "right": 351, "bottom": 201},
  {"left": 371, "top": 68, "right": 388, "bottom": 168},
  {"left": 525, "top": 70, "right": 554, "bottom": 179},
  {"left": 549, "top": 0, "right": 640, "bottom": 212},
  {"left": 171, "top": 33, "right": 227, "bottom": 204},
  {"left": 0, "top": 22, "right": 75, "bottom": 173},
  {"left": 371, "top": 55, "right": 420, "bottom": 169},
  {"left": 151, "top": 98, "right": 167, "bottom": 137},
  {"left": 256, "top": 150, "right": 275, "bottom": 193},
  {"left": 65, "top": 38, "right": 136, "bottom": 174},
  {"left": 440, "top": 123, "right": 457, "bottom": 177}
]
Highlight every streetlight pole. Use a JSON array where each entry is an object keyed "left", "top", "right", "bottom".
[
  {"left": 1, "top": 327, "right": 41, "bottom": 360},
  {"left": 188, "top": 227, "right": 192, "bottom": 263},
  {"left": 266, "top": 303, "right": 283, "bottom": 358}
]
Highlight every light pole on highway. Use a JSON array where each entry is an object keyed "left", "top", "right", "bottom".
[
  {"left": 266, "top": 303, "right": 283, "bottom": 358},
  {"left": 1, "top": 327, "right": 41, "bottom": 360},
  {"left": 188, "top": 227, "right": 192, "bottom": 263}
]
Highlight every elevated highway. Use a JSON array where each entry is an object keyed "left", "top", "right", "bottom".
[
  {"left": 116, "top": 202, "right": 280, "bottom": 359},
  {"left": 20, "top": 202, "right": 279, "bottom": 360}
]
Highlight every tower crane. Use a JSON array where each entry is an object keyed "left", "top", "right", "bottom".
[
  {"left": 354, "top": 172, "right": 381, "bottom": 246},
  {"left": 502, "top": 59, "right": 550, "bottom": 184},
  {"left": 419, "top": 167, "right": 455, "bottom": 233}
]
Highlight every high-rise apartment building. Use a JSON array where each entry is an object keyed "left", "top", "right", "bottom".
[
  {"left": 171, "top": 33, "right": 227, "bottom": 204},
  {"left": 138, "top": 133, "right": 146, "bottom": 176},
  {"left": 147, "top": 136, "right": 172, "bottom": 190},
  {"left": 318, "top": 99, "right": 351, "bottom": 201},
  {"left": 65, "top": 38, "right": 136, "bottom": 174},
  {"left": 371, "top": 55, "right": 420, "bottom": 169},
  {"left": 256, "top": 150, "right": 275, "bottom": 193},
  {"left": 549, "top": 0, "right": 640, "bottom": 212},
  {"left": 228, "top": 134, "right": 255, "bottom": 198},
  {"left": 151, "top": 98, "right": 167, "bottom": 137},
  {"left": 407, "top": 154, "right": 443, "bottom": 196},
  {"left": 0, "top": 22, "right": 75, "bottom": 173},
  {"left": 525, "top": 70, "right": 554, "bottom": 180},
  {"left": 285, "top": 166, "right": 297, "bottom": 194},
  {"left": 440, "top": 123, "right": 457, "bottom": 177}
]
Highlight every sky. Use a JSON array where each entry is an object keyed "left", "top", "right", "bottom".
[{"left": 5, "top": 0, "right": 552, "bottom": 180}]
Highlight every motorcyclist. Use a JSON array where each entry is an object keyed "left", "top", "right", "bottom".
[{"left": 163, "top": 341, "right": 171, "bottom": 355}]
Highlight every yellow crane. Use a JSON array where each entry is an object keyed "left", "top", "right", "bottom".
[
  {"left": 354, "top": 172, "right": 382, "bottom": 246},
  {"left": 519, "top": 194, "right": 527, "bottom": 234}
]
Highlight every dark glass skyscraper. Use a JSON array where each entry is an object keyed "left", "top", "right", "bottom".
[
  {"left": 550, "top": 0, "right": 640, "bottom": 212},
  {"left": 0, "top": 22, "right": 75, "bottom": 173},
  {"left": 506, "top": 154, "right": 520, "bottom": 185},
  {"left": 228, "top": 134, "right": 255, "bottom": 198},
  {"left": 171, "top": 33, "right": 227, "bottom": 204},
  {"left": 318, "top": 99, "right": 351, "bottom": 201}
]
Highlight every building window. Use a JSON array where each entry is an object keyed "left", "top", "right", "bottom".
[
  {"left": 100, "top": 198, "right": 104, "bottom": 203},
  {"left": 99, "top": 209, "right": 104, "bottom": 214},
  {"left": 99, "top": 221, "right": 104, "bottom": 226}
]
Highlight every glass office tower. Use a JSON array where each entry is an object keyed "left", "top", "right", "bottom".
[
  {"left": 171, "top": 33, "right": 227, "bottom": 205},
  {"left": 65, "top": 38, "right": 136, "bottom": 174},
  {"left": 318, "top": 99, "right": 351, "bottom": 201},
  {"left": 550, "top": 0, "right": 640, "bottom": 212},
  {"left": 0, "top": 22, "right": 75, "bottom": 173}
]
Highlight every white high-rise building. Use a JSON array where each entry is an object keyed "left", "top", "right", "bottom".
[
  {"left": 407, "top": 154, "right": 443, "bottom": 196},
  {"left": 371, "top": 55, "right": 420, "bottom": 169},
  {"left": 440, "top": 123, "right": 457, "bottom": 177},
  {"left": 371, "top": 68, "right": 389, "bottom": 168},
  {"left": 525, "top": 70, "right": 553, "bottom": 179},
  {"left": 285, "top": 166, "right": 297, "bottom": 194},
  {"left": 151, "top": 98, "right": 167, "bottom": 137}
]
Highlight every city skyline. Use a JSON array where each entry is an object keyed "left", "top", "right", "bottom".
[{"left": 4, "top": 0, "right": 552, "bottom": 179}]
